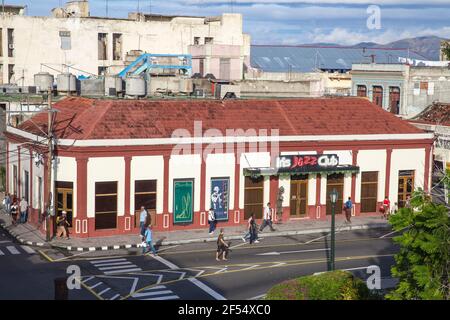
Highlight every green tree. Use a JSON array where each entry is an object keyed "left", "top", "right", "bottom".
[
  {"left": 387, "top": 188, "right": 450, "bottom": 300},
  {"left": 443, "top": 43, "right": 450, "bottom": 61}
]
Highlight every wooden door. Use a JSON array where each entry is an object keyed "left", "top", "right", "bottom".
[
  {"left": 389, "top": 87, "right": 400, "bottom": 114},
  {"left": 326, "top": 174, "right": 344, "bottom": 215},
  {"left": 398, "top": 171, "right": 414, "bottom": 208},
  {"left": 290, "top": 176, "right": 308, "bottom": 217},
  {"left": 244, "top": 176, "right": 264, "bottom": 219},
  {"left": 372, "top": 86, "right": 383, "bottom": 107},
  {"left": 56, "top": 188, "right": 73, "bottom": 230}
]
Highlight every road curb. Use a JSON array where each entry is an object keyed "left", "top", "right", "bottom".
[{"left": 1, "top": 220, "right": 389, "bottom": 252}]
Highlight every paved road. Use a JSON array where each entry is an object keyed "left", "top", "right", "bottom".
[{"left": 28, "top": 226, "right": 400, "bottom": 300}]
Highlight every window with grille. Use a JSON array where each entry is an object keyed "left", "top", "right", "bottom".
[
  {"left": 361, "top": 172, "right": 378, "bottom": 213},
  {"left": 95, "top": 181, "right": 117, "bottom": 230}
]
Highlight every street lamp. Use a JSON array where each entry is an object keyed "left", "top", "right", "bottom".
[{"left": 329, "top": 188, "right": 338, "bottom": 271}]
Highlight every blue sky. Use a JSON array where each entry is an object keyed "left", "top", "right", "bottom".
[{"left": 5, "top": 0, "right": 450, "bottom": 45}]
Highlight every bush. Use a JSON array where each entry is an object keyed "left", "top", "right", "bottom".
[{"left": 265, "top": 270, "right": 375, "bottom": 300}]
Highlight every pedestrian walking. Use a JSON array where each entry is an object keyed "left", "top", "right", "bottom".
[
  {"left": 344, "top": 197, "right": 352, "bottom": 223},
  {"left": 259, "top": 202, "right": 275, "bottom": 232},
  {"left": 208, "top": 207, "right": 217, "bottom": 235},
  {"left": 19, "top": 197, "right": 28, "bottom": 224},
  {"left": 56, "top": 211, "right": 70, "bottom": 239},
  {"left": 249, "top": 214, "right": 259, "bottom": 244},
  {"left": 11, "top": 201, "right": 18, "bottom": 225},
  {"left": 142, "top": 225, "right": 157, "bottom": 256},
  {"left": 139, "top": 206, "right": 147, "bottom": 237},
  {"left": 216, "top": 228, "right": 230, "bottom": 261},
  {"left": 3, "top": 193, "right": 11, "bottom": 215},
  {"left": 382, "top": 196, "right": 390, "bottom": 219},
  {"left": 242, "top": 213, "right": 254, "bottom": 242}
]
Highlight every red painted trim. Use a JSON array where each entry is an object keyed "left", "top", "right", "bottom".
[
  {"left": 270, "top": 175, "right": 279, "bottom": 214},
  {"left": 163, "top": 155, "right": 170, "bottom": 216},
  {"left": 124, "top": 156, "right": 131, "bottom": 217},
  {"left": 17, "top": 146, "right": 21, "bottom": 199},
  {"left": 234, "top": 144, "right": 242, "bottom": 211},
  {"left": 316, "top": 174, "right": 321, "bottom": 206},
  {"left": 385, "top": 148, "right": 392, "bottom": 199},
  {"left": 29, "top": 149, "right": 34, "bottom": 220},
  {"left": 6, "top": 143, "right": 9, "bottom": 194},
  {"left": 424, "top": 146, "right": 431, "bottom": 192},
  {"left": 200, "top": 153, "right": 206, "bottom": 212}
]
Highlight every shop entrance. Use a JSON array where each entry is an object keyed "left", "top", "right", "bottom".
[
  {"left": 290, "top": 175, "right": 308, "bottom": 217},
  {"left": 326, "top": 173, "right": 344, "bottom": 215},
  {"left": 244, "top": 176, "right": 264, "bottom": 219},
  {"left": 398, "top": 170, "right": 414, "bottom": 208}
]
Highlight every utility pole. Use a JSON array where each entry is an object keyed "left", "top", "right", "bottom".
[{"left": 45, "top": 88, "right": 53, "bottom": 242}]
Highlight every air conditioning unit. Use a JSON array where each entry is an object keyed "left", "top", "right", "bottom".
[{"left": 8, "top": 44, "right": 14, "bottom": 50}]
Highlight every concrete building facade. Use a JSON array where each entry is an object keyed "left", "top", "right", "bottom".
[
  {"left": 0, "top": 1, "right": 250, "bottom": 86},
  {"left": 351, "top": 63, "right": 450, "bottom": 118}
]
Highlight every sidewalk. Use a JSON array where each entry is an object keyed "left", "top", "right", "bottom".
[{"left": 0, "top": 211, "right": 389, "bottom": 252}]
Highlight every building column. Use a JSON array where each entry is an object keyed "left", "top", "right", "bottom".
[
  {"left": 75, "top": 157, "right": 89, "bottom": 237},
  {"left": 124, "top": 156, "right": 132, "bottom": 232},
  {"left": 351, "top": 149, "right": 360, "bottom": 216},
  {"left": 385, "top": 148, "right": 393, "bottom": 203},
  {"left": 315, "top": 174, "right": 322, "bottom": 219},
  {"left": 424, "top": 145, "right": 432, "bottom": 193},
  {"left": 270, "top": 175, "right": 280, "bottom": 221},
  {"left": 17, "top": 146, "right": 21, "bottom": 199}
]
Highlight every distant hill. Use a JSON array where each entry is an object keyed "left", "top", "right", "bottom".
[{"left": 300, "top": 36, "right": 447, "bottom": 60}]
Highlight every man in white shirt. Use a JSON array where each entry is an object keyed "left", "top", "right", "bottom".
[
  {"left": 19, "top": 197, "right": 28, "bottom": 224},
  {"left": 260, "top": 202, "right": 276, "bottom": 232}
]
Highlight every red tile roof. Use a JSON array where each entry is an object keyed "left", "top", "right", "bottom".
[
  {"left": 411, "top": 102, "right": 450, "bottom": 127},
  {"left": 17, "top": 97, "right": 423, "bottom": 140}
]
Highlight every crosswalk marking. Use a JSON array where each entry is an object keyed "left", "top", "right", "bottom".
[
  {"left": 110, "top": 294, "right": 121, "bottom": 300},
  {"left": 98, "top": 288, "right": 111, "bottom": 296},
  {"left": 0, "top": 249, "right": 4, "bottom": 256},
  {"left": 90, "top": 282, "right": 103, "bottom": 289},
  {"left": 90, "top": 258, "right": 127, "bottom": 264},
  {"left": 20, "top": 245, "right": 36, "bottom": 254},
  {"left": 93, "top": 261, "right": 132, "bottom": 267},
  {"left": 144, "top": 295, "right": 180, "bottom": 300},
  {"left": 103, "top": 268, "right": 143, "bottom": 275},
  {"left": 98, "top": 264, "right": 135, "bottom": 271},
  {"left": 132, "top": 290, "right": 173, "bottom": 298},
  {"left": 6, "top": 246, "right": 20, "bottom": 255},
  {"left": 82, "top": 276, "right": 95, "bottom": 283}
]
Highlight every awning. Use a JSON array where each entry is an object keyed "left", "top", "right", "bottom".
[{"left": 243, "top": 165, "right": 360, "bottom": 178}]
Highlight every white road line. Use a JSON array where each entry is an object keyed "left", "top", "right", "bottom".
[
  {"left": 6, "top": 246, "right": 20, "bottom": 255},
  {"left": 89, "top": 258, "right": 127, "bottom": 264},
  {"left": 0, "top": 249, "right": 4, "bottom": 255},
  {"left": 156, "top": 245, "right": 180, "bottom": 253},
  {"left": 304, "top": 235, "right": 328, "bottom": 244},
  {"left": 248, "top": 294, "right": 267, "bottom": 300},
  {"left": 241, "top": 265, "right": 260, "bottom": 271},
  {"left": 152, "top": 255, "right": 179, "bottom": 270},
  {"left": 0, "top": 240, "right": 11, "bottom": 244},
  {"left": 188, "top": 277, "right": 227, "bottom": 300},
  {"left": 257, "top": 248, "right": 330, "bottom": 256},
  {"left": 103, "top": 268, "right": 142, "bottom": 275},
  {"left": 93, "top": 261, "right": 134, "bottom": 267},
  {"left": 20, "top": 245, "right": 36, "bottom": 254},
  {"left": 144, "top": 295, "right": 180, "bottom": 300},
  {"left": 132, "top": 290, "right": 173, "bottom": 298},
  {"left": 89, "top": 282, "right": 103, "bottom": 289},
  {"left": 230, "top": 242, "right": 247, "bottom": 249},
  {"left": 139, "top": 285, "right": 166, "bottom": 291},
  {"left": 110, "top": 294, "right": 121, "bottom": 300},
  {"left": 98, "top": 288, "right": 111, "bottom": 296},
  {"left": 163, "top": 270, "right": 187, "bottom": 280},
  {"left": 98, "top": 264, "right": 137, "bottom": 271}
]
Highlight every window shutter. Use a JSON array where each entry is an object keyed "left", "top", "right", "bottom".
[{"left": 427, "top": 82, "right": 435, "bottom": 95}]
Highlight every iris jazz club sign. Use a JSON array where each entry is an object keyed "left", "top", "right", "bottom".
[{"left": 276, "top": 154, "right": 339, "bottom": 173}]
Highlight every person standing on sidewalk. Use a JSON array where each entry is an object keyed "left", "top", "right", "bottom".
[
  {"left": 208, "top": 207, "right": 217, "bottom": 235},
  {"left": 216, "top": 228, "right": 230, "bottom": 261},
  {"left": 139, "top": 206, "right": 147, "bottom": 237},
  {"left": 260, "top": 202, "right": 275, "bottom": 232},
  {"left": 19, "top": 197, "right": 28, "bottom": 224},
  {"left": 382, "top": 196, "right": 390, "bottom": 219},
  {"left": 142, "top": 225, "right": 157, "bottom": 256},
  {"left": 344, "top": 197, "right": 352, "bottom": 223},
  {"left": 3, "top": 193, "right": 11, "bottom": 215}
]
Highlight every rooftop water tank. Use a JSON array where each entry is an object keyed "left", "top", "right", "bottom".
[
  {"left": 105, "top": 75, "right": 124, "bottom": 96},
  {"left": 125, "top": 75, "right": 146, "bottom": 97},
  {"left": 34, "top": 72, "right": 54, "bottom": 92},
  {"left": 57, "top": 73, "right": 77, "bottom": 93}
]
